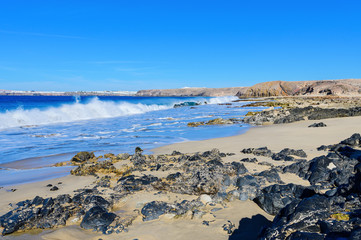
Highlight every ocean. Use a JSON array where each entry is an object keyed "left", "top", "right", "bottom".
[{"left": 0, "top": 95, "right": 260, "bottom": 186}]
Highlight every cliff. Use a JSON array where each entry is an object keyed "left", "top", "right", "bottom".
[
  {"left": 136, "top": 79, "right": 361, "bottom": 97},
  {"left": 237, "top": 79, "right": 361, "bottom": 97}
]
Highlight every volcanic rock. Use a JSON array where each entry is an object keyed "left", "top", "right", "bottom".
[{"left": 80, "top": 206, "right": 116, "bottom": 233}]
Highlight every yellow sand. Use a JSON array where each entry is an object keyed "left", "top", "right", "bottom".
[{"left": 3, "top": 116, "right": 361, "bottom": 239}]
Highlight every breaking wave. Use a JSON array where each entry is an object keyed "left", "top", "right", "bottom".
[
  {"left": 0, "top": 96, "right": 238, "bottom": 129},
  {"left": 207, "top": 96, "right": 239, "bottom": 104}
]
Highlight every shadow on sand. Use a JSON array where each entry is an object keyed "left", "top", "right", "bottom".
[{"left": 228, "top": 214, "right": 272, "bottom": 240}]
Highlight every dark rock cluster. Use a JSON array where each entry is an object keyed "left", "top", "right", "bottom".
[
  {"left": 0, "top": 148, "right": 259, "bottom": 236},
  {"left": 187, "top": 118, "right": 241, "bottom": 127},
  {"left": 3, "top": 134, "right": 361, "bottom": 239},
  {"left": 241, "top": 147, "right": 307, "bottom": 162},
  {"left": 0, "top": 190, "right": 119, "bottom": 235},
  {"left": 243, "top": 106, "right": 361, "bottom": 125},
  {"left": 257, "top": 134, "right": 361, "bottom": 239}
]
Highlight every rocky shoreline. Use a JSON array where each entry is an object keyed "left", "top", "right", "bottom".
[
  {"left": 186, "top": 96, "right": 361, "bottom": 127},
  {"left": 2, "top": 131, "right": 361, "bottom": 239},
  {"left": 2, "top": 96, "right": 361, "bottom": 239}
]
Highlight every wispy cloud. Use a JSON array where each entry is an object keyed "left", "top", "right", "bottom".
[{"left": 0, "top": 29, "right": 85, "bottom": 39}]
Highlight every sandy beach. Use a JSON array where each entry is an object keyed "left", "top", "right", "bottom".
[
  {"left": 154, "top": 116, "right": 361, "bottom": 159},
  {"left": 1, "top": 115, "right": 361, "bottom": 239},
  {"left": 2, "top": 0, "right": 361, "bottom": 238}
]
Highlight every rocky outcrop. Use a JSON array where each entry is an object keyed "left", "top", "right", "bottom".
[
  {"left": 136, "top": 79, "right": 361, "bottom": 97},
  {"left": 238, "top": 79, "right": 361, "bottom": 97},
  {"left": 71, "top": 151, "right": 96, "bottom": 164},
  {"left": 4, "top": 134, "right": 361, "bottom": 238},
  {"left": 187, "top": 118, "right": 241, "bottom": 127},
  {"left": 254, "top": 184, "right": 316, "bottom": 215},
  {"left": 237, "top": 81, "right": 306, "bottom": 97},
  {"left": 258, "top": 134, "right": 361, "bottom": 239},
  {"left": 80, "top": 206, "right": 116, "bottom": 232},
  {"left": 0, "top": 148, "right": 263, "bottom": 235},
  {"left": 243, "top": 106, "right": 361, "bottom": 125}
]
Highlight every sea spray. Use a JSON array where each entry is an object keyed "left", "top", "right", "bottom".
[
  {"left": 0, "top": 95, "right": 253, "bottom": 184},
  {"left": 0, "top": 96, "right": 239, "bottom": 129},
  {"left": 0, "top": 98, "right": 169, "bottom": 129}
]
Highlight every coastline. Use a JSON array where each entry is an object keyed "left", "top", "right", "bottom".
[
  {"left": 0, "top": 94, "right": 247, "bottom": 187},
  {"left": 2, "top": 115, "right": 361, "bottom": 239},
  {"left": 152, "top": 116, "right": 361, "bottom": 158}
]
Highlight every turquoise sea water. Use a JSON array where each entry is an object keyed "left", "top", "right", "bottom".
[{"left": 0, "top": 95, "right": 261, "bottom": 186}]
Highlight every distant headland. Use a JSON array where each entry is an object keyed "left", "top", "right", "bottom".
[
  {"left": 2, "top": 78, "right": 361, "bottom": 97},
  {"left": 0, "top": 90, "right": 137, "bottom": 96}
]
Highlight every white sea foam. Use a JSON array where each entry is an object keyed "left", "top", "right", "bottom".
[
  {"left": 0, "top": 97, "right": 169, "bottom": 129},
  {"left": 207, "top": 96, "right": 239, "bottom": 104},
  {"left": 0, "top": 96, "right": 238, "bottom": 129}
]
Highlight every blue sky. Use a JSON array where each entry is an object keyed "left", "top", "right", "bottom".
[{"left": 0, "top": 0, "right": 361, "bottom": 91}]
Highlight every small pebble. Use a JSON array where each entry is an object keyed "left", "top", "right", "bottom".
[
  {"left": 50, "top": 186, "right": 59, "bottom": 191},
  {"left": 46, "top": 184, "right": 53, "bottom": 187},
  {"left": 58, "top": 182, "right": 62, "bottom": 184}
]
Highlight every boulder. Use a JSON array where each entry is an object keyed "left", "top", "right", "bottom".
[
  {"left": 80, "top": 206, "right": 116, "bottom": 233},
  {"left": 230, "top": 162, "right": 248, "bottom": 175},
  {"left": 279, "top": 148, "right": 307, "bottom": 158},
  {"left": 253, "top": 147, "right": 273, "bottom": 157},
  {"left": 257, "top": 169, "right": 283, "bottom": 184},
  {"left": 140, "top": 201, "right": 197, "bottom": 221},
  {"left": 71, "top": 151, "right": 95, "bottom": 164},
  {"left": 340, "top": 133, "right": 361, "bottom": 146},
  {"left": 115, "top": 175, "right": 159, "bottom": 192},
  {"left": 308, "top": 122, "right": 327, "bottom": 128},
  {"left": 254, "top": 184, "right": 315, "bottom": 215},
  {"left": 83, "top": 195, "right": 110, "bottom": 210}
]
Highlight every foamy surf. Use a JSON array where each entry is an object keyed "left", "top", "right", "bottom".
[
  {"left": 0, "top": 94, "right": 252, "bottom": 176},
  {"left": 0, "top": 97, "right": 169, "bottom": 129},
  {"left": 0, "top": 96, "right": 238, "bottom": 129}
]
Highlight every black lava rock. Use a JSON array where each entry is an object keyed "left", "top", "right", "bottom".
[
  {"left": 115, "top": 175, "right": 159, "bottom": 192},
  {"left": 308, "top": 122, "right": 327, "bottom": 128},
  {"left": 83, "top": 195, "right": 110, "bottom": 209},
  {"left": 253, "top": 147, "right": 273, "bottom": 157},
  {"left": 80, "top": 206, "right": 116, "bottom": 233},
  {"left": 141, "top": 201, "right": 171, "bottom": 221},
  {"left": 257, "top": 169, "right": 283, "bottom": 184},
  {"left": 241, "top": 148, "right": 255, "bottom": 154},
  {"left": 279, "top": 148, "right": 307, "bottom": 158},
  {"left": 254, "top": 184, "right": 315, "bottom": 215},
  {"left": 50, "top": 186, "right": 59, "bottom": 191},
  {"left": 240, "top": 157, "right": 258, "bottom": 163}
]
